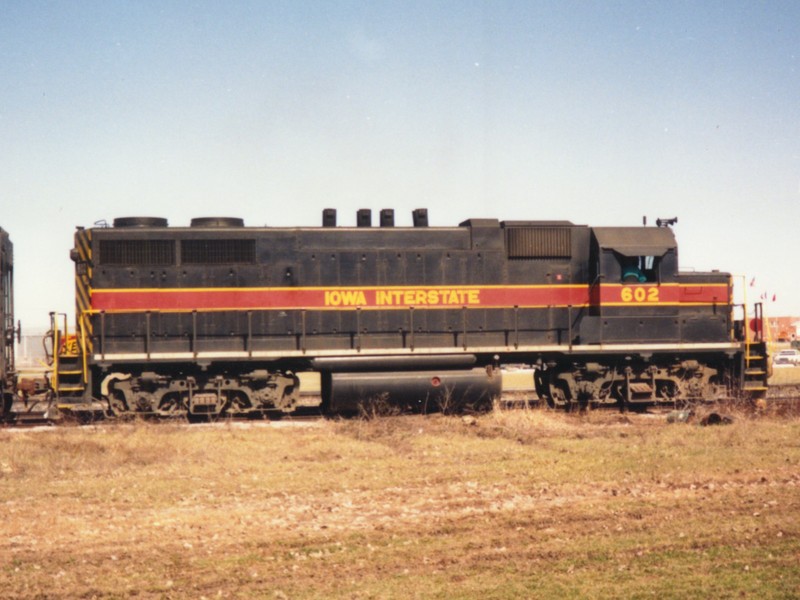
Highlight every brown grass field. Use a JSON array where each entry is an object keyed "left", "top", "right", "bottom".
[{"left": 2, "top": 406, "right": 800, "bottom": 599}]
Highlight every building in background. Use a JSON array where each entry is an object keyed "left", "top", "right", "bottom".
[{"left": 768, "top": 317, "right": 800, "bottom": 343}]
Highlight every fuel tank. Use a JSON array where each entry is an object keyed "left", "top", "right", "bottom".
[{"left": 323, "top": 367, "right": 501, "bottom": 414}]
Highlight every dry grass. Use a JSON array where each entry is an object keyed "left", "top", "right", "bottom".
[{"left": 2, "top": 408, "right": 800, "bottom": 599}]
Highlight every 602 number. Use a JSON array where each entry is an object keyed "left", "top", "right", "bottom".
[{"left": 621, "top": 286, "right": 659, "bottom": 303}]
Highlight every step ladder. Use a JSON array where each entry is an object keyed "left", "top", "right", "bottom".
[
  {"left": 742, "top": 342, "right": 769, "bottom": 398},
  {"left": 50, "top": 312, "right": 87, "bottom": 401},
  {"left": 742, "top": 302, "right": 768, "bottom": 402}
]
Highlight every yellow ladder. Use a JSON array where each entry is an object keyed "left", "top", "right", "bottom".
[
  {"left": 50, "top": 312, "right": 87, "bottom": 399},
  {"left": 742, "top": 303, "right": 768, "bottom": 401}
]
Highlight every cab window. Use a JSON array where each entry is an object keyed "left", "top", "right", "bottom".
[{"left": 620, "top": 255, "right": 657, "bottom": 283}]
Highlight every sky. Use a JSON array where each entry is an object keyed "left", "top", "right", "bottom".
[{"left": 1, "top": 1, "right": 799, "bottom": 332}]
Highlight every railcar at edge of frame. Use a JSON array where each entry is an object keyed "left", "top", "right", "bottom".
[{"left": 0, "top": 227, "right": 16, "bottom": 418}]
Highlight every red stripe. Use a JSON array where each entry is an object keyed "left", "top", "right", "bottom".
[
  {"left": 676, "top": 284, "right": 730, "bottom": 303},
  {"left": 599, "top": 283, "right": 729, "bottom": 305},
  {"left": 90, "top": 283, "right": 730, "bottom": 312},
  {"left": 91, "top": 286, "right": 589, "bottom": 311}
]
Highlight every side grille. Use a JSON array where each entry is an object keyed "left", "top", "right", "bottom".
[
  {"left": 181, "top": 239, "right": 256, "bottom": 264},
  {"left": 505, "top": 227, "right": 572, "bottom": 259},
  {"left": 99, "top": 240, "right": 175, "bottom": 265}
]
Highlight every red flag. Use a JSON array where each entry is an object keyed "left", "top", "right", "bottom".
[{"left": 772, "top": 294, "right": 777, "bottom": 302}]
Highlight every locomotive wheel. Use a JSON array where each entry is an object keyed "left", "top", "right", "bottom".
[
  {"left": 611, "top": 383, "right": 628, "bottom": 413},
  {"left": 107, "top": 392, "right": 131, "bottom": 418},
  {"left": 545, "top": 380, "right": 570, "bottom": 411},
  {"left": 157, "top": 397, "right": 186, "bottom": 419},
  {"left": 533, "top": 369, "right": 556, "bottom": 409},
  {"left": 567, "top": 396, "right": 589, "bottom": 413}
]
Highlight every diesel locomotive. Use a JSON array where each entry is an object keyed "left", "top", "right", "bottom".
[
  {"left": 1, "top": 209, "right": 769, "bottom": 421},
  {"left": 38, "top": 208, "right": 765, "bottom": 420}
]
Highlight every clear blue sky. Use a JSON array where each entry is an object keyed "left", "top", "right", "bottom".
[{"left": 2, "top": 1, "right": 799, "bottom": 330}]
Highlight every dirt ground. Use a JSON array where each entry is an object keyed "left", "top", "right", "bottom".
[{"left": 2, "top": 408, "right": 800, "bottom": 599}]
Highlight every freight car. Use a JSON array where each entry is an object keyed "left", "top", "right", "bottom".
[
  {"left": 0, "top": 227, "right": 15, "bottom": 416},
  {"left": 42, "top": 209, "right": 767, "bottom": 420}
]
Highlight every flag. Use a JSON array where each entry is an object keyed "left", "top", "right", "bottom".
[
  {"left": 750, "top": 277, "right": 756, "bottom": 287},
  {"left": 772, "top": 294, "right": 777, "bottom": 302}
]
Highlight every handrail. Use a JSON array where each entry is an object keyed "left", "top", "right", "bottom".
[
  {"left": 88, "top": 305, "right": 575, "bottom": 355},
  {"left": 51, "top": 312, "right": 60, "bottom": 389},
  {"left": 79, "top": 311, "right": 88, "bottom": 384}
]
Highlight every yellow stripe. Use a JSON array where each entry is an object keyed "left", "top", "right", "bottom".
[
  {"left": 83, "top": 304, "right": 594, "bottom": 314},
  {"left": 84, "top": 302, "right": 723, "bottom": 313},
  {"left": 601, "top": 302, "right": 722, "bottom": 307},
  {"left": 92, "top": 283, "right": 596, "bottom": 294},
  {"left": 88, "top": 282, "right": 728, "bottom": 294},
  {"left": 76, "top": 277, "right": 91, "bottom": 309},
  {"left": 75, "top": 229, "right": 94, "bottom": 354}
]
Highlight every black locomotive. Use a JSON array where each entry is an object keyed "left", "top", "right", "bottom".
[{"left": 35, "top": 208, "right": 764, "bottom": 420}]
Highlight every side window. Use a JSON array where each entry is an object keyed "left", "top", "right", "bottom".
[{"left": 620, "top": 255, "right": 658, "bottom": 283}]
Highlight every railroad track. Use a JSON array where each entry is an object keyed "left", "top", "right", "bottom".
[
  {"left": 4, "top": 365, "right": 799, "bottom": 427},
  {"left": 5, "top": 388, "right": 799, "bottom": 429}
]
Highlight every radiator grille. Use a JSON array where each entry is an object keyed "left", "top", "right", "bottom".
[
  {"left": 99, "top": 240, "right": 175, "bottom": 265},
  {"left": 181, "top": 239, "right": 256, "bottom": 264},
  {"left": 505, "top": 227, "right": 571, "bottom": 259}
]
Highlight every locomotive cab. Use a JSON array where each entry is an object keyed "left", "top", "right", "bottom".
[
  {"left": 538, "top": 224, "right": 749, "bottom": 409},
  {"left": 593, "top": 226, "right": 678, "bottom": 285},
  {"left": 580, "top": 226, "right": 679, "bottom": 344}
]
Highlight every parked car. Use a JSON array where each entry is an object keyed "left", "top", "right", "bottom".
[{"left": 774, "top": 349, "right": 800, "bottom": 365}]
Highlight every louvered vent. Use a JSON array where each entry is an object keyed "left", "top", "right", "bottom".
[
  {"left": 99, "top": 240, "right": 175, "bottom": 265},
  {"left": 181, "top": 239, "right": 256, "bottom": 264},
  {"left": 505, "top": 227, "right": 571, "bottom": 259}
]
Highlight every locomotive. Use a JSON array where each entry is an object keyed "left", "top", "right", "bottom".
[
  {"left": 2, "top": 209, "right": 769, "bottom": 421},
  {"left": 48, "top": 208, "right": 769, "bottom": 418}
]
